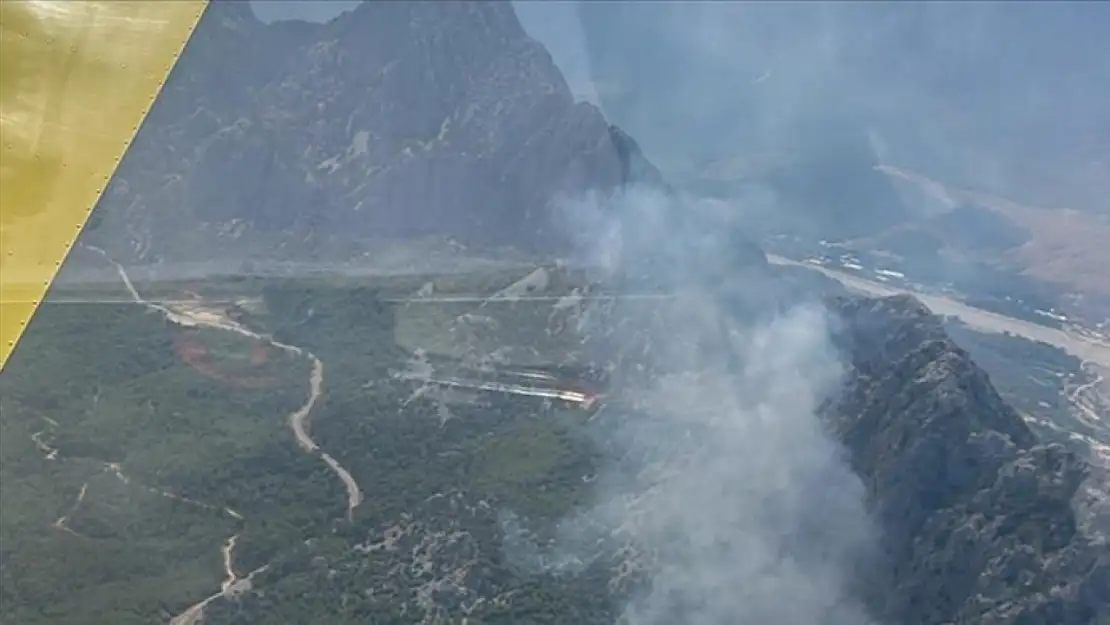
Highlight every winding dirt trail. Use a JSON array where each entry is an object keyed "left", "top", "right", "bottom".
[
  {"left": 81, "top": 247, "right": 363, "bottom": 623},
  {"left": 167, "top": 562, "right": 270, "bottom": 625},
  {"left": 1068, "top": 361, "right": 1109, "bottom": 433},
  {"left": 84, "top": 246, "right": 362, "bottom": 516},
  {"left": 33, "top": 421, "right": 245, "bottom": 534},
  {"left": 219, "top": 535, "right": 240, "bottom": 593}
]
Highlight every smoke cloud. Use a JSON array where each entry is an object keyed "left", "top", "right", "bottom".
[
  {"left": 536, "top": 2, "right": 1109, "bottom": 215},
  {"left": 501, "top": 185, "right": 881, "bottom": 624}
]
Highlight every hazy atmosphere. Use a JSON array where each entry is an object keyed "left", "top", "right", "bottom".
[
  {"left": 3, "top": 2, "right": 1107, "bottom": 625},
  {"left": 502, "top": 187, "right": 880, "bottom": 624}
]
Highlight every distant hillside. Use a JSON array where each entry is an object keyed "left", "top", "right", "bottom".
[
  {"left": 83, "top": 0, "right": 660, "bottom": 265},
  {"left": 873, "top": 165, "right": 1110, "bottom": 321},
  {"left": 13, "top": 3, "right": 1104, "bottom": 625},
  {"left": 569, "top": 2, "right": 1109, "bottom": 238}
]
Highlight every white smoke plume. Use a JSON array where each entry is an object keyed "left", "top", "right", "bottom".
[{"left": 502, "top": 185, "right": 882, "bottom": 624}]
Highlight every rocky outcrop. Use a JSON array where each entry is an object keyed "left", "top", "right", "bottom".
[
  {"left": 75, "top": 3, "right": 1109, "bottom": 622},
  {"left": 87, "top": 0, "right": 657, "bottom": 264},
  {"left": 827, "top": 295, "right": 1109, "bottom": 625}
]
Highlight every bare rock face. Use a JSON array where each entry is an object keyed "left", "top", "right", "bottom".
[
  {"left": 75, "top": 3, "right": 1110, "bottom": 623},
  {"left": 826, "top": 295, "right": 1109, "bottom": 625},
  {"left": 88, "top": 1, "right": 653, "bottom": 264}
]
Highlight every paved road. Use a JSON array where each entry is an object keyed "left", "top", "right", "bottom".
[
  {"left": 43, "top": 293, "right": 678, "bottom": 305},
  {"left": 44, "top": 255, "right": 1110, "bottom": 370},
  {"left": 767, "top": 254, "right": 1110, "bottom": 370}
]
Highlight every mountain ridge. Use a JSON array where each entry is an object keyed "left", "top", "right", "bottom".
[
  {"left": 54, "top": 2, "right": 1110, "bottom": 623},
  {"left": 827, "top": 294, "right": 1108, "bottom": 624},
  {"left": 84, "top": 0, "right": 657, "bottom": 265}
]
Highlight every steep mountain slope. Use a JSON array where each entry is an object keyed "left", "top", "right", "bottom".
[
  {"left": 33, "top": 2, "right": 1107, "bottom": 623},
  {"left": 84, "top": 0, "right": 654, "bottom": 264},
  {"left": 827, "top": 295, "right": 1109, "bottom": 625},
  {"left": 389, "top": 261, "right": 1110, "bottom": 624}
]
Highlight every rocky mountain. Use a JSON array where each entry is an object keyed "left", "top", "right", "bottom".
[
  {"left": 826, "top": 295, "right": 1109, "bottom": 625},
  {"left": 83, "top": 0, "right": 658, "bottom": 265},
  {"left": 394, "top": 261, "right": 1110, "bottom": 624},
  {"left": 63, "top": 2, "right": 1109, "bottom": 623}
]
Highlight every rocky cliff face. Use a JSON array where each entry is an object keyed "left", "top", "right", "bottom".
[
  {"left": 827, "top": 295, "right": 1109, "bottom": 625},
  {"left": 86, "top": 0, "right": 655, "bottom": 264},
  {"left": 77, "top": 2, "right": 1109, "bottom": 622},
  {"left": 405, "top": 277, "right": 1109, "bottom": 624}
]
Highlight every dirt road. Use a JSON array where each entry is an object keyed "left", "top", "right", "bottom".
[
  {"left": 87, "top": 246, "right": 364, "bottom": 518},
  {"left": 83, "top": 247, "right": 363, "bottom": 624}
]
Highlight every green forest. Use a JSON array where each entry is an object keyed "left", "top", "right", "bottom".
[
  {"left": 1, "top": 271, "right": 1094, "bottom": 625},
  {"left": 0, "top": 275, "right": 614, "bottom": 625}
]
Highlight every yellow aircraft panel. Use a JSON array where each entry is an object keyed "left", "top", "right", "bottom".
[{"left": 0, "top": 0, "right": 208, "bottom": 370}]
